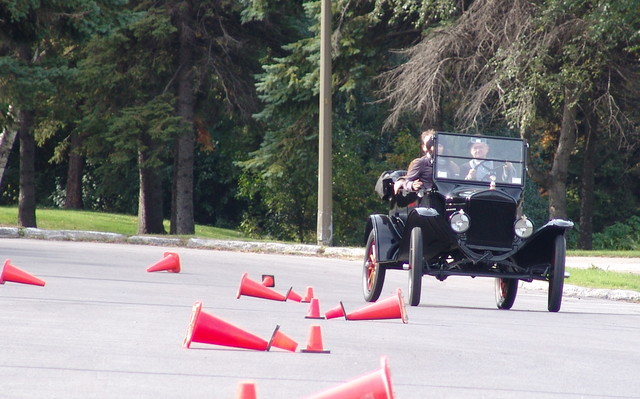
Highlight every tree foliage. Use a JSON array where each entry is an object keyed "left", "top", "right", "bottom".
[
  {"left": 237, "top": 0, "right": 444, "bottom": 245},
  {"left": 0, "top": 0, "right": 638, "bottom": 248},
  {"left": 0, "top": 0, "right": 129, "bottom": 227},
  {"left": 380, "top": 0, "right": 640, "bottom": 225}
]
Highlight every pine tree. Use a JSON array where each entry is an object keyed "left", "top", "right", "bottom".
[{"left": 0, "top": 0, "right": 128, "bottom": 227}]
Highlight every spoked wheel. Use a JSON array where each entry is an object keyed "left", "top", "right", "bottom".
[
  {"left": 548, "top": 235, "right": 566, "bottom": 312},
  {"left": 408, "top": 227, "right": 423, "bottom": 306},
  {"left": 363, "top": 229, "right": 385, "bottom": 302},
  {"left": 495, "top": 278, "right": 518, "bottom": 310}
]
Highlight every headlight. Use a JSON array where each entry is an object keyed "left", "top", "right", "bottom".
[
  {"left": 514, "top": 216, "right": 534, "bottom": 238},
  {"left": 450, "top": 210, "right": 470, "bottom": 233}
]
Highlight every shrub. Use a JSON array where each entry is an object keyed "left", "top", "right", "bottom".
[{"left": 592, "top": 216, "right": 640, "bottom": 250}]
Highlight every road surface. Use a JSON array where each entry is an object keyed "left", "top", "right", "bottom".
[{"left": 1, "top": 239, "right": 639, "bottom": 398}]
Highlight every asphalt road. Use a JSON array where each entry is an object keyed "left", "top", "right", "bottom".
[{"left": 1, "top": 239, "right": 639, "bottom": 398}]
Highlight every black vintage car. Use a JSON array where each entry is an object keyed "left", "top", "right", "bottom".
[{"left": 363, "top": 132, "right": 573, "bottom": 312}]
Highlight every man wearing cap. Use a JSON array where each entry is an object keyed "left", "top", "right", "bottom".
[{"left": 460, "top": 138, "right": 514, "bottom": 182}]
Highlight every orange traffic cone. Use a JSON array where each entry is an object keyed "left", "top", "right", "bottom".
[
  {"left": 286, "top": 288, "right": 303, "bottom": 302},
  {"left": 261, "top": 274, "right": 275, "bottom": 287},
  {"left": 305, "top": 356, "right": 394, "bottom": 398},
  {"left": 0, "top": 259, "right": 45, "bottom": 286},
  {"left": 302, "top": 286, "right": 315, "bottom": 303},
  {"left": 324, "top": 302, "right": 347, "bottom": 320},
  {"left": 267, "top": 325, "right": 298, "bottom": 352},
  {"left": 183, "top": 301, "right": 269, "bottom": 351},
  {"left": 301, "top": 324, "right": 330, "bottom": 354},
  {"left": 146, "top": 252, "right": 181, "bottom": 273},
  {"left": 235, "top": 381, "right": 258, "bottom": 399},
  {"left": 305, "top": 298, "right": 325, "bottom": 319},
  {"left": 346, "top": 289, "right": 408, "bottom": 323},
  {"left": 236, "top": 273, "right": 287, "bottom": 301}
]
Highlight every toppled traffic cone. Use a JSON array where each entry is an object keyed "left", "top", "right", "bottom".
[
  {"left": 305, "top": 298, "right": 325, "bottom": 319},
  {"left": 301, "top": 324, "right": 330, "bottom": 354},
  {"left": 183, "top": 301, "right": 269, "bottom": 351},
  {"left": 267, "top": 325, "right": 298, "bottom": 352},
  {"left": 286, "top": 288, "right": 303, "bottom": 302},
  {"left": 235, "top": 381, "right": 258, "bottom": 399},
  {"left": 261, "top": 274, "right": 275, "bottom": 287},
  {"left": 302, "top": 286, "right": 315, "bottom": 303},
  {"left": 146, "top": 252, "right": 181, "bottom": 273},
  {"left": 346, "top": 289, "right": 408, "bottom": 324},
  {"left": 0, "top": 259, "right": 45, "bottom": 286},
  {"left": 237, "top": 273, "right": 287, "bottom": 301},
  {"left": 324, "top": 302, "right": 347, "bottom": 320},
  {"left": 305, "top": 356, "right": 394, "bottom": 398}
]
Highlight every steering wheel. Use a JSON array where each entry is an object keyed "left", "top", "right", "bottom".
[{"left": 474, "top": 161, "right": 503, "bottom": 182}]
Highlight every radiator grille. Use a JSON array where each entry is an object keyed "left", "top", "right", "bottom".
[{"left": 466, "top": 197, "right": 516, "bottom": 248}]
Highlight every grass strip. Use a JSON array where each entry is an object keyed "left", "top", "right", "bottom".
[
  {"left": 0, "top": 206, "right": 246, "bottom": 240},
  {"left": 567, "top": 267, "right": 640, "bottom": 292}
]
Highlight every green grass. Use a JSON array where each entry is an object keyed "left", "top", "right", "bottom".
[
  {"left": 567, "top": 267, "right": 640, "bottom": 292},
  {"left": 0, "top": 206, "right": 246, "bottom": 240},
  {"left": 568, "top": 250, "right": 640, "bottom": 258}
]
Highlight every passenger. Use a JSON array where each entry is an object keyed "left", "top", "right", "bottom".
[
  {"left": 435, "top": 140, "right": 460, "bottom": 178},
  {"left": 460, "top": 137, "right": 515, "bottom": 182},
  {"left": 393, "top": 130, "right": 436, "bottom": 194}
]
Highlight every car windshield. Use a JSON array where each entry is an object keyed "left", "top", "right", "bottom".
[{"left": 434, "top": 132, "right": 525, "bottom": 186}]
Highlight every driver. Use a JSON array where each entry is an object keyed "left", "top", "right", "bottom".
[{"left": 460, "top": 138, "right": 515, "bottom": 182}]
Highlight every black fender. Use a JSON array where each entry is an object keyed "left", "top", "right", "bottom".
[
  {"left": 364, "top": 214, "right": 403, "bottom": 265},
  {"left": 397, "top": 207, "right": 455, "bottom": 262},
  {"left": 513, "top": 219, "right": 574, "bottom": 268}
]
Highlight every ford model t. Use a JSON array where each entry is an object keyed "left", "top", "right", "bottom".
[{"left": 363, "top": 132, "right": 573, "bottom": 312}]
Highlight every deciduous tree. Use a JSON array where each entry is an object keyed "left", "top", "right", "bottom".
[{"left": 380, "top": 0, "right": 640, "bottom": 223}]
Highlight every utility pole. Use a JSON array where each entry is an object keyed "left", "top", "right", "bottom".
[{"left": 317, "top": 0, "right": 333, "bottom": 246}]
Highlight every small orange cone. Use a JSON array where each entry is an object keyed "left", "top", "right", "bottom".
[
  {"left": 267, "top": 325, "right": 298, "bottom": 352},
  {"left": 305, "top": 298, "right": 325, "bottom": 319},
  {"left": 346, "top": 289, "right": 408, "bottom": 323},
  {"left": 183, "top": 301, "right": 269, "bottom": 351},
  {"left": 302, "top": 286, "right": 315, "bottom": 303},
  {"left": 324, "top": 302, "right": 347, "bottom": 320},
  {"left": 0, "top": 259, "right": 45, "bottom": 286},
  {"left": 305, "top": 356, "right": 394, "bottom": 398},
  {"left": 146, "top": 252, "right": 181, "bottom": 273},
  {"left": 235, "top": 381, "right": 258, "bottom": 399},
  {"left": 301, "top": 325, "right": 330, "bottom": 354},
  {"left": 286, "top": 288, "right": 303, "bottom": 302},
  {"left": 261, "top": 274, "right": 275, "bottom": 287},
  {"left": 237, "top": 273, "right": 287, "bottom": 301}
]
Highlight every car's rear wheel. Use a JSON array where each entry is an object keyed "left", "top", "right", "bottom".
[
  {"left": 363, "top": 229, "right": 385, "bottom": 302},
  {"left": 408, "top": 227, "right": 423, "bottom": 306},
  {"left": 495, "top": 278, "right": 518, "bottom": 310},
  {"left": 548, "top": 234, "right": 566, "bottom": 312}
]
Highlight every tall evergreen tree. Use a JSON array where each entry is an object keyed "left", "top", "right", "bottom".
[
  {"left": 0, "top": 0, "right": 128, "bottom": 227},
  {"left": 239, "top": 0, "right": 452, "bottom": 244},
  {"left": 77, "top": 5, "right": 181, "bottom": 233},
  {"left": 167, "top": 0, "right": 289, "bottom": 234}
]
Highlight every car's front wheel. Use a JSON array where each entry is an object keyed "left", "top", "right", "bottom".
[
  {"left": 495, "top": 278, "right": 518, "bottom": 310},
  {"left": 548, "top": 234, "right": 566, "bottom": 312},
  {"left": 408, "top": 227, "right": 423, "bottom": 306},
  {"left": 363, "top": 229, "right": 385, "bottom": 302}
]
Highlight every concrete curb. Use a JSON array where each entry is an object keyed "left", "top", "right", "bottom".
[
  {"left": 1, "top": 226, "right": 638, "bottom": 303},
  {"left": 524, "top": 280, "right": 640, "bottom": 303},
  {"left": 0, "top": 227, "right": 365, "bottom": 260}
]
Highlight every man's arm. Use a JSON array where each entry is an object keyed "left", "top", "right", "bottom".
[
  {"left": 392, "top": 158, "right": 422, "bottom": 194},
  {"left": 501, "top": 162, "right": 516, "bottom": 182}
]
